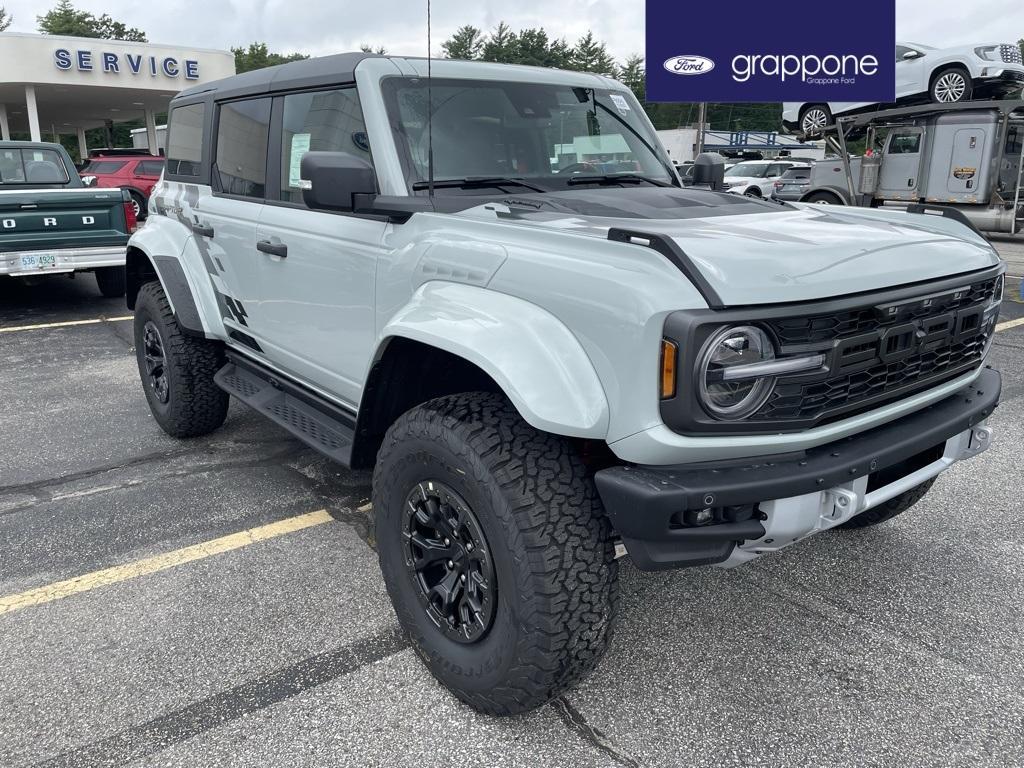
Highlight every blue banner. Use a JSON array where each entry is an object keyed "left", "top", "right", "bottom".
[{"left": 645, "top": 0, "right": 896, "bottom": 103}]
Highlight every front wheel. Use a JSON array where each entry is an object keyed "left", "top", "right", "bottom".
[
  {"left": 133, "top": 281, "right": 229, "bottom": 438},
  {"left": 931, "top": 67, "right": 973, "bottom": 104},
  {"left": 804, "top": 191, "right": 843, "bottom": 205},
  {"left": 373, "top": 392, "right": 619, "bottom": 716}
]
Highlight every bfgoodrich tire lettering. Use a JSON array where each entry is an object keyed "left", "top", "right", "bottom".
[
  {"left": 133, "top": 280, "right": 229, "bottom": 438},
  {"left": 373, "top": 392, "right": 619, "bottom": 715}
]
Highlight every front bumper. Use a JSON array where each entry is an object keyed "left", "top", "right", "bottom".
[
  {"left": 595, "top": 368, "right": 1000, "bottom": 571},
  {"left": 0, "top": 245, "right": 126, "bottom": 277}
]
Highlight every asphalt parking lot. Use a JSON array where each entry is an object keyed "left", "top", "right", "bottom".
[{"left": 2, "top": 242, "right": 1024, "bottom": 768}]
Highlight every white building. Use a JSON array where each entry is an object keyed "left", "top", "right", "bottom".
[{"left": 0, "top": 32, "right": 235, "bottom": 156}]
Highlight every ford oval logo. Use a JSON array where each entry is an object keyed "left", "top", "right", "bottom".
[{"left": 663, "top": 55, "right": 715, "bottom": 76}]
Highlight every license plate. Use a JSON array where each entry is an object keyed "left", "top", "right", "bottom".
[{"left": 19, "top": 253, "right": 57, "bottom": 270}]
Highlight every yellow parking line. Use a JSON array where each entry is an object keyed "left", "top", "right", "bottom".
[
  {"left": 996, "top": 317, "right": 1024, "bottom": 333},
  {"left": 0, "top": 315, "right": 133, "bottom": 333},
  {"left": 0, "top": 509, "right": 332, "bottom": 616}
]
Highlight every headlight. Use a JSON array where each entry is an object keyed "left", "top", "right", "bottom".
[
  {"left": 698, "top": 325, "right": 776, "bottom": 419},
  {"left": 975, "top": 46, "right": 1000, "bottom": 61}
]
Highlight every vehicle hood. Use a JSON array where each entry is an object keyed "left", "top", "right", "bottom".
[{"left": 458, "top": 189, "right": 1000, "bottom": 306}]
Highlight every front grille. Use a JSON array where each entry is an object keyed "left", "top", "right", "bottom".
[
  {"left": 1001, "top": 44, "right": 1023, "bottom": 65},
  {"left": 753, "top": 276, "right": 1000, "bottom": 424}
]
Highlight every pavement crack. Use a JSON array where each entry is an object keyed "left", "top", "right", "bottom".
[
  {"left": 31, "top": 626, "right": 411, "bottom": 768},
  {"left": 550, "top": 696, "right": 641, "bottom": 768}
]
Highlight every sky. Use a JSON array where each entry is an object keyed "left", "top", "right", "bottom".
[{"left": 1, "top": 0, "right": 1022, "bottom": 64}]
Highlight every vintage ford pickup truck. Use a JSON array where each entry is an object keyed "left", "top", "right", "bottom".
[{"left": 1, "top": 141, "right": 136, "bottom": 297}]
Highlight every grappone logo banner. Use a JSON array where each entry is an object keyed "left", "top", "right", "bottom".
[{"left": 645, "top": 0, "right": 896, "bottom": 103}]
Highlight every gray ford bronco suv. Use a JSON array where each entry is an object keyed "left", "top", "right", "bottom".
[{"left": 126, "top": 53, "right": 1004, "bottom": 715}]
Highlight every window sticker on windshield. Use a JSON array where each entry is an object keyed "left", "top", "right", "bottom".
[
  {"left": 610, "top": 94, "right": 631, "bottom": 114},
  {"left": 288, "top": 133, "right": 312, "bottom": 188}
]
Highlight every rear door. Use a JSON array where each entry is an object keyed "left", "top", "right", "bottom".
[
  {"left": 247, "top": 86, "right": 384, "bottom": 407},
  {"left": 197, "top": 96, "right": 274, "bottom": 355},
  {"left": 877, "top": 128, "right": 924, "bottom": 199}
]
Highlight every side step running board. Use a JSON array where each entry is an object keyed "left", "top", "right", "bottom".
[{"left": 214, "top": 354, "right": 356, "bottom": 466}]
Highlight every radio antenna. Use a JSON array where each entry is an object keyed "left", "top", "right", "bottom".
[{"left": 426, "top": 0, "right": 435, "bottom": 198}]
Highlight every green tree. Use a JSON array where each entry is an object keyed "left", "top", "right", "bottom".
[
  {"left": 481, "top": 22, "right": 518, "bottom": 63},
  {"left": 360, "top": 44, "right": 387, "bottom": 54},
  {"left": 37, "top": 0, "right": 147, "bottom": 41},
  {"left": 0, "top": 6, "right": 13, "bottom": 31},
  {"left": 231, "top": 43, "right": 308, "bottom": 74},
  {"left": 571, "top": 31, "right": 616, "bottom": 74},
  {"left": 442, "top": 25, "right": 484, "bottom": 60},
  {"left": 617, "top": 54, "right": 645, "bottom": 101},
  {"left": 1019, "top": 38, "right": 1023, "bottom": 60}
]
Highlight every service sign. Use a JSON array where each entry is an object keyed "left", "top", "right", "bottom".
[{"left": 645, "top": 0, "right": 896, "bottom": 103}]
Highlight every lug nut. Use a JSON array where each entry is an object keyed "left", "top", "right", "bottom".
[
  {"left": 447, "top": 560, "right": 454, "bottom": 568},
  {"left": 443, "top": 538, "right": 450, "bottom": 546},
  {"left": 460, "top": 574, "right": 466, "bottom": 582}
]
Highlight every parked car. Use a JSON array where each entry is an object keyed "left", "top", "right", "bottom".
[
  {"left": 770, "top": 164, "right": 813, "bottom": 201},
  {"left": 675, "top": 161, "right": 695, "bottom": 185},
  {"left": 127, "top": 53, "right": 1003, "bottom": 716},
  {"left": 721, "top": 159, "right": 801, "bottom": 196},
  {"left": 80, "top": 151, "right": 164, "bottom": 220},
  {"left": 1, "top": 141, "right": 136, "bottom": 296},
  {"left": 784, "top": 41, "right": 1024, "bottom": 135}
]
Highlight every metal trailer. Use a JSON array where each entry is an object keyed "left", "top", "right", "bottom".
[{"left": 804, "top": 100, "right": 1024, "bottom": 235}]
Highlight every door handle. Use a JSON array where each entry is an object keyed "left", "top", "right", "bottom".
[
  {"left": 192, "top": 223, "right": 214, "bottom": 238},
  {"left": 257, "top": 240, "right": 288, "bottom": 258}
]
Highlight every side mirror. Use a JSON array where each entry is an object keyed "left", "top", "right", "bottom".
[
  {"left": 692, "top": 152, "right": 726, "bottom": 190},
  {"left": 81, "top": 175, "right": 97, "bottom": 187},
  {"left": 299, "top": 151, "right": 376, "bottom": 212}
]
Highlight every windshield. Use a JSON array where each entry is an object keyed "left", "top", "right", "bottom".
[
  {"left": 382, "top": 77, "right": 674, "bottom": 193},
  {"left": 725, "top": 162, "right": 770, "bottom": 178}
]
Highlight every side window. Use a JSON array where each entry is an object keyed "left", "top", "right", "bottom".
[
  {"left": 215, "top": 98, "right": 272, "bottom": 198},
  {"left": 766, "top": 163, "right": 788, "bottom": 177},
  {"left": 166, "top": 103, "right": 205, "bottom": 178},
  {"left": 1007, "top": 126, "right": 1023, "bottom": 155},
  {"left": 137, "top": 160, "right": 165, "bottom": 176},
  {"left": 888, "top": 133, "right": 921, "bottom": 155},
  {"left": 278, "top": 88, "right": 373, "bottom": 204}
]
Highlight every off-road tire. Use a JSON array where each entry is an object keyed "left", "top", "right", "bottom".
[
  {"left": 373, "top": 392, "right": 619, "bottom": 716},
  {"left": 129, "top": 190, "right": 148, "bottom": 221},
  {"left": 839, "top": 479, "right": 935, "bottom": 529},
  {"left": 133, "top": 280, "right": 229, "bottom": 438},
  {"left": 95, "top": 266, "right": 126, "bottom": 298}
]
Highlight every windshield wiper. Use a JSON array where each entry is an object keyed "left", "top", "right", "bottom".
[
  {"left": 411, "top": 176, "right": 547, "bottom": 193},
  {"left": 566, "top": 173, "right": 671, "bottom": 187}
]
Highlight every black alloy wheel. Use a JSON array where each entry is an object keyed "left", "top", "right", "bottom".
[
  {"left": 142, "top": 320, "right": 169, "bottom": 404},
  {"left": 403, "top": 480, "right": 496, "bottom": 643}
]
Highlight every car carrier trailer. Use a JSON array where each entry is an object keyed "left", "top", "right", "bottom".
[{"left": 801, "top": 100, "right": 1024, "bottom": 235}]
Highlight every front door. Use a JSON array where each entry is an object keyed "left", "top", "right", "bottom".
[
  {"left": 877, "top": 128, "right": 924, "bottom": 200},
  {"left": 239, "top": 87, "right": 383, "bottom": 409}
]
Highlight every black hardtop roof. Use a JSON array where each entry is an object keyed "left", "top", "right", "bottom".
[{"left": 175, "top": 52, "right": 382, "bottom": 103}]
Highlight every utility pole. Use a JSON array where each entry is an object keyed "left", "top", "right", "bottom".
[{"left": 695, "top": 102, "right": 707, "bottom": 156}]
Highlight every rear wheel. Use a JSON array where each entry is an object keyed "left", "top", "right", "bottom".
[
  {"left": 800, "top": 105, "right": 833, "bottom": 136},
  {"left": 373, "top": 392, "right": 619, "bottom": 715},
  {"left": 744, "top": 187, "right": 762, "bottom": 198},
  {"left": 133, "top": 281, "right": 229, "bottom": 438},
  {"left": 95, "top": 266, "right": 126, "bottom": 298},
  {"left": 804, "top": 191, "right": 843, "bottom": 205},
  {"left": 839, "top": 479, "right": 935, "bottom": 529},
  {"left": 930, "top": 67, "right": 972, "bottom": 104}
]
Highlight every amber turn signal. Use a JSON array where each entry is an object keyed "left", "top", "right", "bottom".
[{"left": 660, "top": 339, "right": 678, "bottom": 399}]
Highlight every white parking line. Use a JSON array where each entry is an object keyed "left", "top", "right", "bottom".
[
  {"left": 0, "top": 316, "right": 133, "bottom": 333},
  {"left": 996, "top": 317, "right": 1024, "bottom": 333}
]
